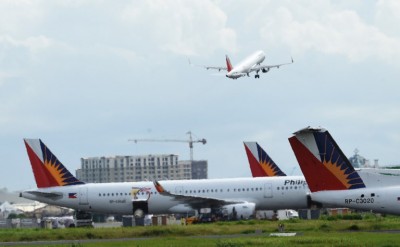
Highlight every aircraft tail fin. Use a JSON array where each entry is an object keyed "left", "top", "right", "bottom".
[
  {"left": 24, "top": 139, "right": 84, "bottom": 188},
  {"left": 288, "top": 127, "right": 365, "bottom": 192},
  {"left": 244, "top": 142, "right": 286, "bottom": 177},
  {"left": 225, "top": 55, "right": 233, "bottom": 72}
]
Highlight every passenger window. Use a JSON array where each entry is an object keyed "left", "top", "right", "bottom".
[
  {"left": 371, "top": 193, "right": 375, "bottom": 197},
  {"left": 277, "top": 187, "right": 280, "bottom": 190}
]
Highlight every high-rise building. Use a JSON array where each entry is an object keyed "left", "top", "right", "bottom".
[
  {"left": 190, "top": 160, "right": 208, "bottom": 179},
  {"left": 76, "top": 154, "right": 208, "bottom": 183}
]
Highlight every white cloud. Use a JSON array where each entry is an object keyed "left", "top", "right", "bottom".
[
  {"left": 120, "top": 0, "right": 237, "bottom": 56},
  {"left": 257, "top": 1, "right": 400, "bottom": 65},
  {"left": 375, "top": 0, "right": 400, "bottom": 38}
]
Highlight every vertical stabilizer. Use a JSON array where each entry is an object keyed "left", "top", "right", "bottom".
[
  {"left": 289, "top": 127, "right": 365, "bottom": 192},
  {"left": 244, "top": 142, "right": 286, "bottom": 177},
  {"left": 225, "top": 55, "right": 233, "bottom": 72},
  {"left": 24, "top": 139, "right": 84, "bottom": 188}
]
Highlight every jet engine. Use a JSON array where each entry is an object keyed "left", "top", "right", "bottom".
[
  {"left": 221, "top": 202, "right": 256, "bottom": 220},
  {"left": 262, "top": 68, "right": 270, "bottom": 73}
]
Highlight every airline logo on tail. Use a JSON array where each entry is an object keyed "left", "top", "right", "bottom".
[
  {"left": 289, "top": 127, "right": 365, "bottom": 192},
  {"left": 225, "top": 55, "right": 233, "bottom": 72},
  {"left": 24, "top": 139, "right": 84, "bottom": 188},
  {"left": 244, "top": 142, "right": 286, "bottom": 177}
]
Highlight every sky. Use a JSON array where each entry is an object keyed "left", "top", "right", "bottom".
[{"left": 1, "top": 0, "right": 400, "bottom": 191}]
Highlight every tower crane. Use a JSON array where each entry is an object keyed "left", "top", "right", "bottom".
[{"left": 128, "top": 131, "right": 206, "bottom": 161}]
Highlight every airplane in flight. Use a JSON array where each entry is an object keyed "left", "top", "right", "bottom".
[
  {"left": 190, "top": 50, "right": 293, "bottom": 79},
  {"left": 289, "top": 127, "right": 400, "bottom": 215},
  {"left": 21, "top": 139, "right": 310, "bottom": 219},
  {"left": 244, "top": 142, "right": 286, "bottom": 177}
]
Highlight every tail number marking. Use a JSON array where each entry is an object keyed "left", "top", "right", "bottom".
[{"left": 345, "top": 198, "right": 374, "bottom": 204}]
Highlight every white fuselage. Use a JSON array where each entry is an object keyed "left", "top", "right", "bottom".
[
  {"left": 22, "top": 177, "right": 308, "bottom": 215},
  {"left": 311, "top": 186, "right": 400, "bottom": 215},
  {"left": 226, "top": 51, "right": 265, "bottom": 79},
  {"left": 310, "top": 169, "right": 400, "bottom": 215}
]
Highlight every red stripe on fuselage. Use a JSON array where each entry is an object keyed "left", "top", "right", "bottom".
[
  {"left": 289, "top": 136, "right": 347, "bottom": 192},
  {"left": 24, "top": 141, "right": 59, "bottom": 188},
  {"left": 244, "top": 145, "right": 267, "bottom": 177}
]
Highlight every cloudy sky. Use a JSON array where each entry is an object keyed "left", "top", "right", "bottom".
[{"left": 1, "top": 0, "right": 400, "bottom": 191}]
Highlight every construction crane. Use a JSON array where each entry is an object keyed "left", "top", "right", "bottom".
[{"left": 128, "top": 131, "right": 206, "bottom": 161}]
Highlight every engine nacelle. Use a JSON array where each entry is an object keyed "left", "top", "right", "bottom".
[
  {"left": 221, "top": 202, "right": 256, "bottom": 220},
  {"left": 262, "top": 68, "right": 270, "bottom": 73}
]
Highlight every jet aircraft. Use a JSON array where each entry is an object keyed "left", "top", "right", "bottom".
[
  {"left": 21, "top": 139, "right": 310, "bottom": 219},
  {"left": 289, "top": 127, "right": 400, "bottom": 215},
  {"left": 190, "top": 50, "right": 293, "bottom": 79}
]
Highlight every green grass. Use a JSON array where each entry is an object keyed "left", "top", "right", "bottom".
[{"left": 2, "top": 217, "right": 400, "bottom": 246}]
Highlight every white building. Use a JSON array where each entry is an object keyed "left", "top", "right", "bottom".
[{"left": 76, "top": 154, "right": 207, "bottom": 183}]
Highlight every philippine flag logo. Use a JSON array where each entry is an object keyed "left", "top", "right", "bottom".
[{"left": 68, "top": 193, "right": 77, "bottom": 199}]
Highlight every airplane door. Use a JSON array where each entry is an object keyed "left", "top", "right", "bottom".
[
  {"left": 175, "top": 186, "right": 184, "bottom": 195},
  {"left": 79, "top": 187, "right": 89, "bottom": 205},
  {"left": 264, "top": 183, "right": 273, "bottom": 198}
]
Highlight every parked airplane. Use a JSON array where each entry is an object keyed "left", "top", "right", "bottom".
[
  {"left": 245, "top": 141, "right": 400, "bottom": 184},
  {"left": 21, "top": 139, "right": 310, "bottom": 219},
  {"left": 289, "top": 127, "right": 400, "bottom": 215},
  {"left": 190, "top": 50, "right": 293, "bottom": 79},
  {"left": 244, "top": 142, "right": 286, "bottom": 177}
]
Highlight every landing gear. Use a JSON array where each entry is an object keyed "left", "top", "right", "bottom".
[{"left": 255, "top": 74, "right": 260, "bottom": 79}]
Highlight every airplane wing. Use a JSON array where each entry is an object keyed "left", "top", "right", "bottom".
[
  {"left": 188, "top": 58, "right": 227, "bottom": 72},
  {"left": 154, "top": 181, "right": 244, "bottom": 209},
  {"left": 249, "top": 57, "right": 294, "bottom": 73}
]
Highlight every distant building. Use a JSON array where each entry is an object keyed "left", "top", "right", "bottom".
[
  {"left": 76, "top": 154, "right": 208, "bottom": 183},
  {"left": 190, "top": 160, "right": 208, "bottom": 179},
  {"left": 348, "top": 149, "right": 379, "bottom": 168}
]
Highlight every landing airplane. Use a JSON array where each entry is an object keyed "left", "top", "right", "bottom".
[
  {"left": 21, "top": 139, "right": 310, "bottom": 219},
  {"left": 244, "top": 142, "right": 286, "bottom": 177},
  {"left": 190, "top": 50, "right": 293, "bottom": 79},
  {"left": 289, "top": 127, "right": 400, "bottom": 215}
]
